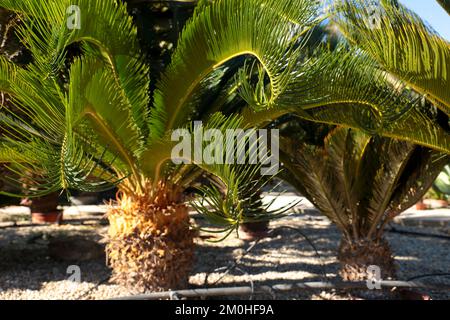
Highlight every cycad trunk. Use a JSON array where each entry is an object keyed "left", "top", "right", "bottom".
[
  {"left": 106, "top": 187, "right": 195, "bottom": 291},
  {"left": 338, "top": 238, "right": 396, "bottom": 281}
]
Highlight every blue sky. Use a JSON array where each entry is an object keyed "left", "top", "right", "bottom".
[{"left": 400, "top": 0, "right": 450, "bottom": 40}]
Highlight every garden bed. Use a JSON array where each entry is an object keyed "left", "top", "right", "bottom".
[{"left": 0, "top": 208, "right": 448, "bottom": 300}]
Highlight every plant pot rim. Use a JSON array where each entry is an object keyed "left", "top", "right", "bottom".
[{"left": 31, "top": 211, "right": 63, "bottom": 224}]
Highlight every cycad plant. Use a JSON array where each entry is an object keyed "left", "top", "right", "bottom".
[
  {"left": 1, "top": 0, "right": 450, "bottom": 291},
  {"left": 280, "top": 125, "right": 449, "bottom": 280},
  {"left": 0, "top": 0, "right": 318, "bottom": 290}
]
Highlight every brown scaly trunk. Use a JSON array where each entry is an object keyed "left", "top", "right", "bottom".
[
  {"left": 106, "top": 184, "right": 195, "bottom": 292},
  {"left": 338, "top": 238, "right": 396, "bottom": 282}
]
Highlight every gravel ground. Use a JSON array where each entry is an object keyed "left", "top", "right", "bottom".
[{"left": 0, "top": 210, "right": 449, "bottom": 300}]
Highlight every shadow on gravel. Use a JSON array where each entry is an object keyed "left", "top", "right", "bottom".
[
  {"left": 0, "top": 213, "right": 448, "bottom": 299},
  {"left": 0, "top": 228, "right": 110, "bottom": 291}
]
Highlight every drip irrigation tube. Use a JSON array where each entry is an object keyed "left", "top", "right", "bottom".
[
  {"left": 387, "top": 226, "right": 450, "bottom": 240},
  {"left": 0, "top": 218, "right": 108, "bottom": 229},
  {"left": 110, "top": 280, "right": 450, "bottom": 300}
]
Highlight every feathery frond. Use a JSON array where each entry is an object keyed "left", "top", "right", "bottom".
[
  {"left": 280, "top": 126, "right": 449, "bottom": 240},
  {"left": 335, "top": 0, "right": 450, "bottom": 114},
  {"left": 149, "top": 0, "right": 319, "bottom": 139}
]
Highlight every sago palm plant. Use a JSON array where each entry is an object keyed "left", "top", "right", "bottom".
[
  {"left": 1, "top": 0, "right": 449, "bottom": 291},
  {"left": 280, "top": 125, "right": 449, "bottom": 281},
  {"left": 0, "top": 0, "right": 324, "bottom": 290}
]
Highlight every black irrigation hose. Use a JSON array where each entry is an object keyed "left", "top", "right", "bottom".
[
  {"left": 203, "top": 224, "right": 329, "bottom": 297},
  {"left": 276, "top": 226, "right": 329, "bottom": 282},
  {"left": 74, "top": 274, "right": 111, "bottom": 300},
  {"left": 0, "top": 218, "right": 108, "bottom": 229},
  {"left": 387, "top": 226, "right": 450, "bottom": 240}
]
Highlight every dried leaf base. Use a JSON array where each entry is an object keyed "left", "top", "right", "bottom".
[
  {"left": 338, "top": 238, "right": 396, "bottom": 282},
  {"left": 106, "top": 191, "right": 195, "bottom": 292}
]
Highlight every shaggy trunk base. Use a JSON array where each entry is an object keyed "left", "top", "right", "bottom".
[
  {"left": 106, "top": 193, "right": 195, "bottom": 292},
  {"left": 338, "top": 238, "right": 396, "bottom": 282}
]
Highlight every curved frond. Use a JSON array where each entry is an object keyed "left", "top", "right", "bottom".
[
  {"left": 279, "top": 47, "right": 417, "bottom": 127},
  {"left": 242, "top": 46, "right": 417, "bottom": 130},
  {"left": 335, "top": 0, "right": 450, "bottom": 114},
  {"left": 149, "top": 0, "right": 319, "bottom": 139},
  {"left": 0, "top": 55, "right": 17, "bottom": 95},
  {"left": 297, "top": 103, "right": 450, "bottom": 154},
  {"left": 0, "top": 0, "right": 150, "bottom": 137},
  {"left": 1, "top": 136, "right": 119, "bottom": 196},
  {"left": 189, "top": 113, "right": 285, "bottom": 233},
  {"left": 68, "top": 57, "right": 142, "bottom": 178}
]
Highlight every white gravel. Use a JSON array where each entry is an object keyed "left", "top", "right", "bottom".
[{"left": 0, "top": 210, "right": 449, "bottom": 300}]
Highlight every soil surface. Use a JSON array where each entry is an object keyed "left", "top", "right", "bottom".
[{"left": 0, "top": 210, "right": 449, "bottom": 300}]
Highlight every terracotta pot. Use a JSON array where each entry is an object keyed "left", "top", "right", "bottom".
[
  {"left": 29, "top": 193, "right": 59, "bottom": 213},
  {"left": 238, "top": 221, "right": 270, "bottom": 241},
  {"left": 31, "top": 211, "right": 63, "bottom": 224},
  {"left": 415, "top": 201, "right": 428, "bottom": 210}
]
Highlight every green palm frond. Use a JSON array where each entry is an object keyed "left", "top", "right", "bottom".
[
  {"left": 0, "top": 1, "right": 147, "bottom": 195},
  {"left": 241, "top": 45, "right": 450, "bottom": 154},
  {"left": 0, "top": 55, "right": 17, "bottom": 94},
  {"left": 58, "top": 135, "right": 121, "bottom": 192},
  {"left": 172, "top": 112, "right": 285, "bottom": 232},
  {"left": 68, "top": 57, "right": 142, "bottom": 175},
  {"left": 1, "top": 138, "right": 117, "bottom": 196},
  {"left": 388, "top": 149, "right": 448, "bottom": 218},
  {"left": 0, "top": 0, "right": 140, "bottom": 60},
  {"left": 335, "top": 0, "right": 450, "bottom": 114},
  {"left": 242, "top": 46, "right": 415, "bottom": 128},
  {"left": 280, "top": 125, "right": 448, "bottom": 240},
  {"left": 279, "top": 47, "right": 415, "bottom": 125},
  {"left": 297, "top": 103, "right": 450, "bottom": 154},
  {"left": 8, "top": 63, "right": 65, "bottom": 136},
  {"left": 0, "top": 0, "right": 151, "bottom": 136},
  {"left": 260, "top": 0, "right": 322, "bottom": 26},
  {"left": 149, "top": 0, "right": 319, "bottom": 140},
  {"left": 0, "top": 141, "right": 30, "bottom": 163}
]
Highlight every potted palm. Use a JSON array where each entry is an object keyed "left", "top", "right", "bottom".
[
  {"left": 424, "top": 190, "right": 448, "bottom": 209},
  {"left": 25, "top": 193, "right": 63, "bottom": 224},
  {"left": 415, "top": 198, "right": 428, "bottom": 211}
]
